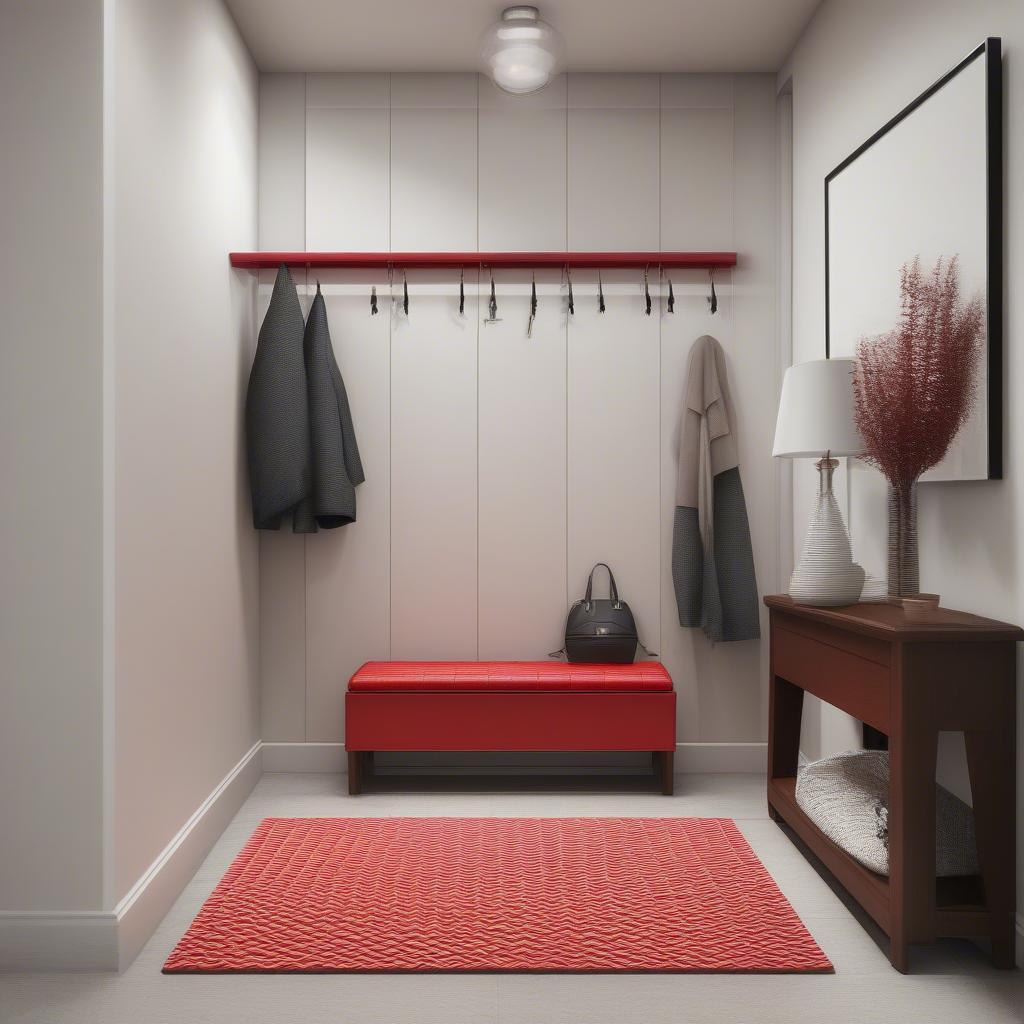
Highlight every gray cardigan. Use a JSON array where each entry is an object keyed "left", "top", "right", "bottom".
[{"left": 671, "top": 335, "right": 760, "bottom": 642}]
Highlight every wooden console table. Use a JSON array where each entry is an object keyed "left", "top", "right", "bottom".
[{"left": 765, "top": 595, "right": 1020, "bottom": 972}]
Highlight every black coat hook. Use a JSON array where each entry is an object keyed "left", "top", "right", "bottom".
[
  {"left": 459, "top": 268, "right": 465, "bottom": 315},
  {"left": 484, "top": 269, "right": 500, "bottom": 323},
  {"left": 370, "top": 284, "right": 378, "bottom": 315},
  {"left": 644, "top": 266, "right": 652, "bottom": 316},
  {"left": 528, "top": 273, "right": 537, "bottom": 337},
  {"left": 402, "top": 270, "right": 409, "bottom": 316},
  {"left": 667, "top": 277, "right": 675, "bottom": 314},
  {"left": 598, "top": 271, "right": 606, "bottom": 313},
  {"left": 566, "top": 266, "right": 574, "bottom": 316},
  {"left": 708, "top": 270, "right": 718, "bottom": 315}
]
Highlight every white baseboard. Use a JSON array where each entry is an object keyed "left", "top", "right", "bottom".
[
  {"left": 0, "top": 912, "right": 117, "bottom": 972},
  {"left": 262, "top": 741, "right": 346, "bottom": 773},
  {"left": 0, "top": 741, "right": 261, "bottom": 973},
  {"left": 262, "top": 741, "right": 768, "bottom": 775},
  {"left": 675, "top": 742, "right": 767, "bottom": 774},
  {"left": 115, "top": 740, "right": 261, "bottom": 970}
]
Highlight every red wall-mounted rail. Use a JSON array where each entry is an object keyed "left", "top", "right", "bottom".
[{"left": 229, "top": 251, "right": 737, "bottom": 271}]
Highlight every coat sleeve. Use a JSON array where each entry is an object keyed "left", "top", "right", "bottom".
[
  {"left": 672, "top": 389, "right": 704, "bottom": 627},
  {"left": 672, "top": 503, "right": 704, "bottom": 627}
]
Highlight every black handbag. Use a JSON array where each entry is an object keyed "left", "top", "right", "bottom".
[{"left": 562, "top": 563, "right": 643, "bottom": 664}]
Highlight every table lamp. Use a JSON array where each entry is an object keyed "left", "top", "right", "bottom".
[{"left": 773, "top": 358, "right": 865, "bottom": 606}]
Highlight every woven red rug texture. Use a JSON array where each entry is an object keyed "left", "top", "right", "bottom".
[{"left": 164, "top": 817, "right": 832, "bottom": 973}]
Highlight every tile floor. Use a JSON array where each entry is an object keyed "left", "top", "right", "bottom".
[{"left": 1, "top": 772, "right": 1021, "bottom": 1024}]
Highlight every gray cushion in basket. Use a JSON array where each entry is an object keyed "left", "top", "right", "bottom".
[{"left": 794, "top": 750, "right": 978, "bottom": 877}]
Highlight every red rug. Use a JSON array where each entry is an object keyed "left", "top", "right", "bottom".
[{"left": 164, "top": 817, "right": 831, "bottom": 973}]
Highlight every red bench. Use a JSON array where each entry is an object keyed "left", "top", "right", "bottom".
[{"left": 344, "top": 661, "right": 676, "bottom": 795}]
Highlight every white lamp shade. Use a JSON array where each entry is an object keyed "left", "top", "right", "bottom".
[{"left": 773, "top": 358, "right": 863, "bottom": 458}]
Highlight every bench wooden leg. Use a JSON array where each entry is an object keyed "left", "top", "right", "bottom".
[
  {"left": 657, "top": 750, "right": 674, "bottom": 795},
  {"left": 348, "top": 751, "right": 362, "bottom": 795}
]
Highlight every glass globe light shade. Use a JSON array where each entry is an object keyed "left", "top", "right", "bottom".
[{"left": 480, "top": 6, "right": 564, "bottom": 95}]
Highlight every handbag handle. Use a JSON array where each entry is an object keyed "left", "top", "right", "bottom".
[{"left": 584, "top": 563, "right": 620, "bottom": 608}]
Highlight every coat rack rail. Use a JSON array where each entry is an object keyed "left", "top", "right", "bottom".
[{"left": 229, "top": 251, "right": 738, "bottom": 271}]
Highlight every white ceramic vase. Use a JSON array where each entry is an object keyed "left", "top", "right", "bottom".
[{"left": 789, "top": 458, "right": 865, "bottom": 607}]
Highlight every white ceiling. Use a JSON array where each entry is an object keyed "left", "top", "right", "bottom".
[{"left": 226, "top": 0, "right": 821, "bottom": 74}]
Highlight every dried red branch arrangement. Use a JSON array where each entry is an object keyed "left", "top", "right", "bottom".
[
  {"left": 852, "top": 256, "right": 984, "bottom": 596},
  {"left": 852, "top": 256, "right": 984, "bottom": 489}
]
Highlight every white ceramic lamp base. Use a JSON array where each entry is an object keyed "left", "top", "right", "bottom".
[{"left": 789, "top": 458, "right": 865, "bottom": 607}]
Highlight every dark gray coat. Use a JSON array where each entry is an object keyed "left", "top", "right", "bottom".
[
  {"left": 245, "top": 266, "right": 364, "bottom": 532},
  {"left": 245, "top": 265, "right": 310, "bottom": 530}
]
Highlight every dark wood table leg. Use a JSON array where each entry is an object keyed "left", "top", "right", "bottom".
[
  {"left": 767, "top": 675, "right": 802, "bottom": 823},
  {"left": 768, "top": 676, "right": 803, "bottom": 775},
  {"left": 965, "top": 722, "right": 1016, "bottom": 968},
  {"left": 347, "top": 750, "right": 363, "bottom": 795},
  {"left": 888, "top": 692, "right": 938, "bottom": 975}
]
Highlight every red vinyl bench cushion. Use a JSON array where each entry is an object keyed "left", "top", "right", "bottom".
[{"left": 349, "top": 660, "right": 673, "bottom": 693}]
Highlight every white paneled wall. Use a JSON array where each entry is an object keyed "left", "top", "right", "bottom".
[{"left": 257, "top": 72, "right": 780, "bottom": 747}]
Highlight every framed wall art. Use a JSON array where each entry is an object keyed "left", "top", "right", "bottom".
[{"left": 825, "top": 37, "right": 1002, "bottom": 481}]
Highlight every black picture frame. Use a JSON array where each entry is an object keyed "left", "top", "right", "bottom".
[{"left": 824, "top": 37, "right": 1003, "bottom": 480}]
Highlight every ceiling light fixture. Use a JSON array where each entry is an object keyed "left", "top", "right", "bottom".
[{"left": 480, "top": 6, "right": 564, "bottom": 95}]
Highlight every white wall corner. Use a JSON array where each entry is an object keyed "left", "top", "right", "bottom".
[{"left": 1016, "top": 912, "right": 1024, "bottom": 970}]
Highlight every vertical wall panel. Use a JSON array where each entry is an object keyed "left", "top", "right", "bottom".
[
  {"left": 567, "top": 75, "right": 660, "bottom": 250},
  {"left": 390, "top": 74, "right": 478, "bottom": 250},
  {"left": 258, "top": 74, "right": 306, "bottom": 250},
  {"left": 566, "top": 74, "right": 661, "bottom": 674},
  {"left": 660, "top": 74, "right": 735, "bottom": 252},
  {"left": 728, "top": 74, "right": 781, "bottom": 741},
  {"left": 567, "top": 271, "right": 661, "bottom": 656},
  {"left": 478, "top": 271, "right": 567, "bottom": 659},
  {"left": 477, "top": 76, "right": 568, "bottom": 660},
  {"left": 256, "top": 77, "right": 308, "bottom": 741},
  {"left": 305, "top": 74, "right": 390, "bottom": 251},
  {"left": 304, "top": 271, "right": 391, "bottom": 741},
  {"left": 389, "top": 74, "right": 479, "bottom": 658},
  {"left": 389, "top": 273, "right": 479, "bottom": 659},
  {"left": 478, "top": 74, "right": 567, "bottom": 251}
]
